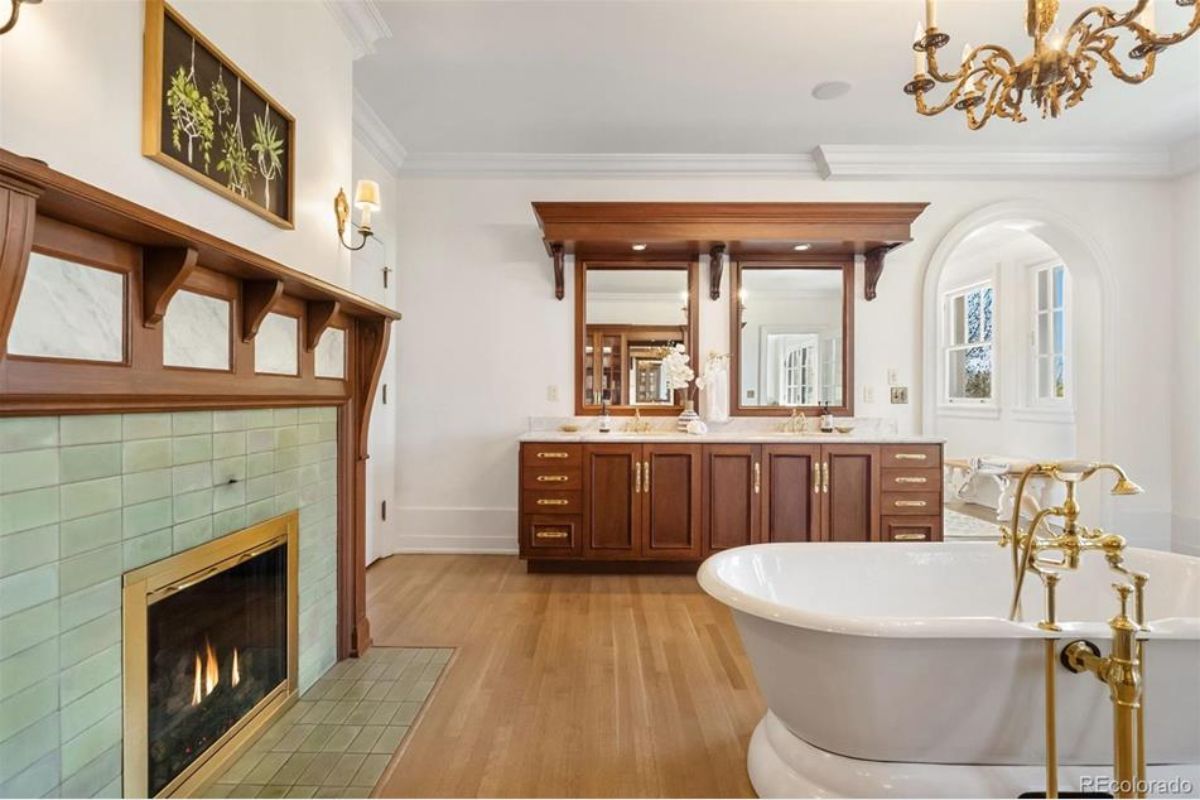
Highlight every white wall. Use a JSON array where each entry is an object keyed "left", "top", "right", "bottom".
[
  {"left": 1172, "top": 167, "right": 1200, "bottom": 555},
  {"left": 389, "top": 175, "right": 1179, "bottom": 553},
  {"left": 0, "top": 0, "right": 354, "bottom": 288}
]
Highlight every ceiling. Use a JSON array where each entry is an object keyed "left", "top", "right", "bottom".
[{"left": 353, "top": 0, "right": 1200, "bottom": 157}]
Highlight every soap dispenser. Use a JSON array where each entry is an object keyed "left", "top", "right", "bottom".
[
  {"left": 819, "top": 402, "right": 834, "bottom": 433},
  {"left": 598, "top": 391, "right": 612, "bottom": 433}
]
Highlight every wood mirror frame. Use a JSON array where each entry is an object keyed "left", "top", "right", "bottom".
[
  {"left": 730, "top": 255, "right": 855, "bottom": 417},
  {"left": 575, "top": 258, "right": 699, "bottom": 416}
]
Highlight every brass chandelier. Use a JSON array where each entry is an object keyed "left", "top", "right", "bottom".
[{"left": 904, "top": 0, "right": 1200, "bottom": 128}]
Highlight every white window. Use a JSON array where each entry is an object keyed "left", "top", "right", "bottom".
[
  {"left": 780, "top": 343, "right": 816, "bottom": 406},
  {"left": 943, "top": 281, "right": 994, "bottom": 403},
  {"left": 1032, "top": 263, "right": 1069, "bottom": 402}
]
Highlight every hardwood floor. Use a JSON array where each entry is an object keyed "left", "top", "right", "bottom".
[{"left": 367, "top": 554, "right": 763, "bottom": 798}]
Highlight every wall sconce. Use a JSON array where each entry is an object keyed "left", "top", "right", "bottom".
[
  {"left": 1, "top": 0, "right": 41, "bottom": 35},
  {"left": 335, "top": 179, "right": 381, "bottom": 251}
]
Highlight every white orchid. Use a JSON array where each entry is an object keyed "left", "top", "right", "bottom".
[
  {"left": 662, "top": 343, "right": 695, "bottom": 391},
  {"left": 694, "top": 351, "right": 729, "bottom": 391}
]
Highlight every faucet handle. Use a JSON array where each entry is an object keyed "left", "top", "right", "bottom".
[{"left": 1112, "top": 583, "right": 1133, "bottom": 616}]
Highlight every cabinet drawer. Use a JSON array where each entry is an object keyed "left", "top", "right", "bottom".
[
  {"left": 880, "top": 445, "right": 941, "bottom": 469},
  {"left": 881, "top": 468, "right": 941, "bottom": 493},
  {"left": 522, "top": 444, "right": 582, "bottom": 467},
  {"left": 881, "top": 491, "right": 940, "bottom": 515},
  {"left": 882, "top": 515, "right": 943, "bottom": 542},
  {"left": 522, "top": 467, "right": 582, "bottom": 491},
  {"left": 522, "top": 490, "right": 582, "bottom": 514},
  {"left": 523, "top": 514, "right": 581, "bottom": 555}
]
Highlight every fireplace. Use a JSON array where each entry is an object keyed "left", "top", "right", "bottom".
[{"left": 123, "top": 512, "right": 299, "bottom": 797}]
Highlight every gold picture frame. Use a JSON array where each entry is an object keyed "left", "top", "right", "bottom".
[{"left": 142, "top": 0, "right": 296, "bottom": 228}]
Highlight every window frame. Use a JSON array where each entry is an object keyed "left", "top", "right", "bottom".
[
  {"left": 941, "top": 278, "right": 996, "bottom": 407},
  {"left": 1027, "top": 260, "right": 1072, "bottom": 409}
]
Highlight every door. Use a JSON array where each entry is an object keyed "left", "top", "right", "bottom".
[
  {"left": 822, "top": 445, "right": 880, "bottom": 542},
  {"left": 761, "top": 445, "right": 822, "bottom": 542},
  {"left": 641, "top": 444, "right": 702, "bottom": 559},
  {"left": 583, "top": 444, "right": 642, "bottom": 558},
  {"left": 702, "top": 445, "right": 760, "bottom": 553}
]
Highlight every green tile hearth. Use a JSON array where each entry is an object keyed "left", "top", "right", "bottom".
[{"left": 201, "top": 647, "right": 452, "bottom": 799}]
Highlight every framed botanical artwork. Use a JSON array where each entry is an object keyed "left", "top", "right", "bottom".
[{"left": 142, "top": 0, "right": 295, "bottom": 228}]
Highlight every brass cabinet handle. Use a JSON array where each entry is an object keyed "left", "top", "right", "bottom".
[
  {"left": 535, "top": 529, "right": 570, "bottom": 540},
  {"left": 893, "top": 532, "right": 928, "bottom": 541},
  {"left": 536, "top": 451, "right": 570, "bottom": 459},
  {"left": 812, "top": 461, "right": 820, "bottom": 494},
  {"left": 822, "top": 462, "right": 829, "bottom": 494},
  {"left": 894, "top": 476, "right": 928, "bottom": 484},
  {"left": 894, "top": 453, "right": 928, "bottom": 461},
  {"left": 635, "top": 462, "right": 642, "bottom": 494},
  {"left": 536, "top": 499, "right": 570, "bottom": 507},
  {"left": 753, "top": 462, "right": 761, "bottom": 495},
  {"left": 643, "top": 461, "right": 651, "bottom": 494},
  {"left": 894, "top": 500, "right": 928, "bottom": 508},
  {"left": 536, "top": 475, "right": 570, "bottom": 483}
]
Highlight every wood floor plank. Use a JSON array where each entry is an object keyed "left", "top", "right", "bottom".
[{"left": 367, "top": 555, "right": 763, "bottom": 798}]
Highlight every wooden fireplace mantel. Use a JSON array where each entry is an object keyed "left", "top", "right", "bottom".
[
  {"left": 531, "top": 201, "right": 929, "bottom": 301},
  {"left": 0, "top": 147, "right": 400, "bottom": 661}
]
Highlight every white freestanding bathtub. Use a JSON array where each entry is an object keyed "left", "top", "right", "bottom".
[{"left": 698, "top": 542, "right": 1200, "bottom": 798}]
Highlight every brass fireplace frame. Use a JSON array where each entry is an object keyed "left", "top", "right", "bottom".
[{"left": 122, "top": 512, "right": 300, "bottom": 798}]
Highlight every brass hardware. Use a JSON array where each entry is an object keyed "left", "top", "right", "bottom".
[
  {"left": 893, "top": 533, "right": 928, "bottom": 541},
  {"left": 894, "top": 453, "right": 928, "bottom": 461},
  {"left": 779, "top": 407, "right": 811, "bottom": 434},
  {"left": 822, "top": 462, "right": 829, "bottom": 494},
  {"left": 635, "top": 462, "right": 642, "bottom": 494},
  {"left": 905, "top": 0, "right": 1200, "bottom": 129},
  {"left": 536, "top": 499, "right": 570, "bottom": 507},
  {"left": 536, "top": 451, "right": 570, "bottom": 459},
  {"left": 536, "top": 475, "right": 570, "bottom": 483},
  {"left": 624, "top": 408, "right": 654, "bottom": 433},
  {"left": 753, "top": 462, "right": 761, "bottom": 495},
  {"left": 894, "top": 500, "right": 928, "bottom": 508},
  {"left": 812, "top": 461, "right": 820, "bottom": 494},
  {"left": 644, "top": 461, "right": 651, "bottom": 493},
  {"left": 894, "top": 476, "right": 928, "bottom": 484},
  {"left": 535, "top": 529, "right": 570, "bottom": 540}
]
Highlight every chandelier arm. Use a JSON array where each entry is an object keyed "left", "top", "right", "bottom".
[
  {"left": 1083, "top": 35, "right": 1157, "bottom": 82},
  {"left": 1067, "top": 0, "right": 1151, "bottom": 32},
  {"left": 929, "top": 45, "right": 1016, "bottom": 84}
]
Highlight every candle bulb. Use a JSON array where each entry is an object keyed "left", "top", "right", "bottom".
[
  {"left": 913, "top": 22, "right": 927, "bottom": 75},
  {"left": 962, "top": 41, "right": 973, "bottom": 66},
  {"left": 925, "top": 0, "right": 937, "bottom": 29}
]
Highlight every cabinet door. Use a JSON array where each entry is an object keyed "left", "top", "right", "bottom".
[
  {"left": 761, "top": 445, "right": 823, "bottom": 543},
  {"left": 702, "top": 445, "right": 761, "bottom": 553},
  {"left": 822, "top": 445, "right": 880, "bottom": 542},
  {"left": 583, "top": 444, "right": 642, "bottom": 558},
  {"left": 642, "top": 444, "right": 703, "bottom": 560}
]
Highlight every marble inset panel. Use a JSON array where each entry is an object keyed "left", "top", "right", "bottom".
[
  {"left": 163, "top": 290, "right": 231, "bottom": 371},
  {"left": 315, "top": 327, "right": 346, "bottom": 379},
  {"left": 7, "top": 253, "right": 124, "bottom": 363},
  {"left": 255, "top": 313, "right": 299, "bottom": 376}
]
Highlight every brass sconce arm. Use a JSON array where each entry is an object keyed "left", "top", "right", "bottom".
[
  {"left": 335, "top": 182, "right": 382, "bottom": 252},
  {"left": 0, "top": 0, "right": 41, "bottom": 36}
]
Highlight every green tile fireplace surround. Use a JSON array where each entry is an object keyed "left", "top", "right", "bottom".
[{"left": 0, "top": 408, "right": 340, "bottom": 799}]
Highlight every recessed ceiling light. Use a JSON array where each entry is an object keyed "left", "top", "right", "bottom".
[
  {"left": 811, "top": 81, "right": 852, "bottom": 101},
  {"left": 631, "top": 243, "right": 647, "bottom": 251},
  {"left": 793, "top": 243, "right": 812, "bottom": 251}
]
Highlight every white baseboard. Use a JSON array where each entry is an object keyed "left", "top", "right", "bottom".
[
  {"left": 381, "top": 506, "right": 518, "bottom": 554},
  {"left": 1171, "top": 514, "right": 1200, "bottom": 556}
]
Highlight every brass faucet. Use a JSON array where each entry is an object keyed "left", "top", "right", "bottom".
[
  {"left": 778, "top": 408, "right": 809, "bottom": 434},
  {"left": 623, "top": 408, "right": 654, "bottom": 434},
  {"left": 998, "top": 460, "right": 1149, "bottom": 799}
]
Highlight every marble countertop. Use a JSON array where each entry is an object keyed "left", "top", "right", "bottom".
[{"left": 518, "top": 430, "right": 944, "bottom": 444}]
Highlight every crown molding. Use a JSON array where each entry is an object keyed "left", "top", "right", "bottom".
[
  {"left": 325, "top": 0, "right": 392, "bottom": 60},
  {"left": 814, "top": 144, "right": 1177, "bottom": 181},
  {"left": 1169, "top": 137, "right": 1200, "bottom": 176},
  {"left": 353, "top": 91, "right": 406, "bottom": 174},
  {"left": 399, "top": 152, "right": 821, "bottom": 178}
]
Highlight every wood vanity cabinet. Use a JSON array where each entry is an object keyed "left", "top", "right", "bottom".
[{"left": 519, "top": 440, "right": 941, "bottom": 566}]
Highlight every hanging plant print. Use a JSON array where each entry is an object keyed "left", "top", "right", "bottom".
[{"left": 143, "top": 0, "right": 294, "bottom": 228}]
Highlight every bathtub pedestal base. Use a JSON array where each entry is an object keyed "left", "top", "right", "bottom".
[{"left": 748, "top": 711, "right": 1200, "bottom": 799}]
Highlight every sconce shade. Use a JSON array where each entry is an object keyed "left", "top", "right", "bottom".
[{"left": 354, "top": 180, "right": 381, "bottom": 212}]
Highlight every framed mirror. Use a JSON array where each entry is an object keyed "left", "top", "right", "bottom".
[
  {"left": 575, "top": 259, "right": 698, "bottom": 414},
  {"left": 731, "top": 257, "right": 854, "bottom": 416}
]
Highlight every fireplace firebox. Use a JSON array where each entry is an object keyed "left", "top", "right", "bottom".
[{"left": 123, "top": 512, "right": 299, "bottom": 797}]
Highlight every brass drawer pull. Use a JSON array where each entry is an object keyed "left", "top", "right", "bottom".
[
  {"left": 894, "top": 476, "right": 928, "bottom": 484},
  {"left": 893, "top": 532, "right": 928, "bottom": 541},
  {"left": 894, "top": 453, "right": 928, "bottom": 461},
  {"left": 536, "top": 475, "right": 570, "bottom": 483},
  {"left": 536, "top": 451, "right": 570, "bottom": 459},
  {"left": 643, "top": 461, "right": 651, "bottom": 493},
  {"left": 894, "top": 500, "right": 928, "bottom": 508},
  {"left": 535, "top": 529, "right": 570, "bottom": 540},
  {"left": 635, "top": 462, "right": 642, "bottom": 494},
  {"left": 536, "top": 499, "right": 570, "bottom": 507},
  {"left": 822, "top": 462, "right": 829, "bottom": 494},
  {"left": 812, "top": 461, "right": 820, "bottom": 494},
  {"left": 754, "top": 462, "right": 761, "bottom": 495}
]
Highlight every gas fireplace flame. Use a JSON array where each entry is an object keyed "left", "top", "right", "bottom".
[
  {"left": 204, "top": 637, "right": 220, "bottom": 696},
  {"left": 231, "top": 647, "right": 240, "bottom": 688},
  {"left": 191, "top": 652, "right": 203, "bottom": 706},
  {"left": 190, "top": 637, "right": 236, "bottom": 706}
]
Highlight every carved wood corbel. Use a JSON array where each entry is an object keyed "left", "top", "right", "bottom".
[
  {"left": 864, "top": 243, "right": 902, "bottom": 301},
  {"left": 141, "top": 246, "right": 199, "bottom": 327},
  {"left": 304, "top": 300, "right": 340, "bottom": 351},
  {"left": 551, "top": 243, "right": 565, "bottom": 300},
  {"left": 0, "top": 175, "right": 41, "bottom": 360},
  {"left": 709, "top": 244, "right": 726, "bottom": 300},
  {"left": 240, "top": 278, "right": 284, "bottom": 342}
]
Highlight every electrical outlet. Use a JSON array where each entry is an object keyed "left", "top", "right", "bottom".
[
  {"left": 863, "top": 385, "right": 875, "bottom": 404},
  {"left": 887, "top": 369, "right": 898, "bottom": 386},
  {"left": 890, "top": 386, "right": 909, "bottom": 404},
  {"left": 547, "top": 385, "right": 559, "bottom": 402}
]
